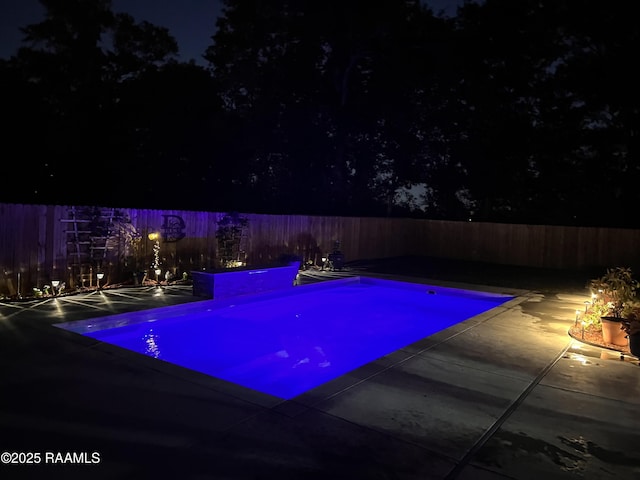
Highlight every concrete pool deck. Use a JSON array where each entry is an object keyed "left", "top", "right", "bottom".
[{"left": 1, "top": 256, "right": 638, "bottom": 479}]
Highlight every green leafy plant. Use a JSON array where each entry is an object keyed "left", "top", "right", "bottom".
[
  {"left": 621, "top": 301, "right": 640, "bottom": 336},
  {"left": 589, "top": 267, "right": 639, "bottom": 318},
  {"left": 582, "top": 300, "right": 608, "bottom": 328}
]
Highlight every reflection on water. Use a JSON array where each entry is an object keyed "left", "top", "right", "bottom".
[
  {"left": 143, "top": 328, "right": 161, "bottom": 358},
  {"left": 567, "top": 342, "right": 638, "bottom": 364},
  {"left": 290, "top": 346, "right": 331, "bottom": 369},
  {"left": 279, "top": 312, "right": 332, "bottom": 369}
]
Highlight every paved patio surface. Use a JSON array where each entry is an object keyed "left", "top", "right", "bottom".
[{"left": 0, "top": 256, "right": 638, "bottom": 479}]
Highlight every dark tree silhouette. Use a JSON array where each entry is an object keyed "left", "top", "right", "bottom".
[
  {"left": 450, "top": 0, "right": 640, "bottom": 226},
  {"left": 2, "top": 0, "right": 639, "bottom": 227},
  {"left": 0, "top": 0, "right": 200, "bottom": 208},
  {"left": 204, "top": 0, "right": 455, "bottom": 216}
]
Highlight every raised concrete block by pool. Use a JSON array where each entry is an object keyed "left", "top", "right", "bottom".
[{"left": 191, "top": 263, "right": 300, "bottom": 300}]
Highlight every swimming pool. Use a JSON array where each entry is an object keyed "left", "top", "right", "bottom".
[{"left": 57, "top": 277, "right": 514, "bottom": 400}]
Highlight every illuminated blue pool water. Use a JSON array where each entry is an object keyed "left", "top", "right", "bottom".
[{"left": 59, "top": 277, "right": 513, "bottom": 399}]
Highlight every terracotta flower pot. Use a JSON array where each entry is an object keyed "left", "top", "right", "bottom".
[{"left": 601, "top": 317, "right": 628, "bottom": 346}]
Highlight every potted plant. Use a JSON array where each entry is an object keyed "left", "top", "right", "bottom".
[
  {"left": 589, "top": 267, "right": 639, "bottom": 346},
  {"left": 621, "top": 301, "right": 640, "bottom": 357}
]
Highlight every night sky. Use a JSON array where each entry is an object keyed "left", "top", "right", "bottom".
[
  {"left": 0, "top": 0, "right": 462, "bottom": 65},
  {"left": 0, "top": 0, "right": 223, "bottom": 65}
]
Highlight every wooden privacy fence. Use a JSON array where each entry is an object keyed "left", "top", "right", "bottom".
[{"left": 1, "top": 203, "right": 639, "bottom": 298}]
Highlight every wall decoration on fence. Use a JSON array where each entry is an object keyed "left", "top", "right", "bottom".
[
  {"left": 161, "top": 215, "right": 186, "bottom": 242},
  {"left": 215, "top": 212, "right": 249, "bottom": 268}
]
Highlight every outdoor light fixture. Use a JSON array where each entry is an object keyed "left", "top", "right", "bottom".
[
  {"left": 148, "top": 232, "right": 160, "bottom": 241},
  {"left": 51, "top": 280, "right": 60, "bottom": 296},
  {"left": 96, "top": 272, "right": 104, "bottom": 289}
]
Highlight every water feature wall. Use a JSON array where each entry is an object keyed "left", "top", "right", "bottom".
[{"left": 191, "top": 263, "right": 300, "bottom": 300}]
